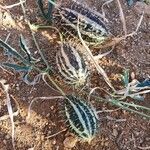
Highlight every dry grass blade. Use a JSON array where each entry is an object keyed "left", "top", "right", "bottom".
[
  {"left": 88, "top": 86, "right": 112, "bottom": 101},
  {"left": 98, "top": 11, "right": 144, "bottom": 49},
  {"left": 129, "top": 90, "right": 150, "bottom": 97},
  {"left": 19, "top": 0, "right": 27, "bottom": 19},
  {"left": 42, "top": 73, "right": 60, "bottom": 93},
  {"left": 93, "top": 48, "right": 113, "bottom": 60},
  {"left": 5, "top": 33, "right": 11, "bottom": 42},
  {"left": 97, "top": 108, "right": 121, "bottom": 114},
  {"left": 0, "top": 111, "right": 19, "bottom": 121},
  {"left": 137, "top": 146, "right": 150, "bottom": 150},
  {"left": 0, "top": 79, "right": 16, "bottom": 149},
  {"left": 27, "top": 96, "right": 64, "bottom": 119},
  {"left": 106, "top": 116, "right": 126, "bottom": 122},
  {"left": 46, "top": 128, "right": 67, "bottom": 139},
  {"left": 116, "top": 0, "right": 127, "bottom": 36},
  {"left": 76, "top": 17, "right": 115, "bottom": 92},
  {"left": 0, "top": 0, "right": 26, "bottom": 9},
  {"left": 134, "top": 11, "right": 144, "bottom": 33},
  {"left": 101, "top": 0, "right": 114, "bottom": 22}
]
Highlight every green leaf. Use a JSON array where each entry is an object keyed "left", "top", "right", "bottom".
[
  {"left": 2, "top": 62, "right": 31, "bottom": 72},
  {"left": 136, "top": 78, "right": 150, "bottom": 88},
  {"left": 19, "top": 35, "right": 38, "bottom": 63},
  {"left": 129, "top": 94, "right": 144, "bottom": 101},
  {"left": 121, "top": 69, "right": 129, "bottom": 87},
  {"left": 0, "top": 39, "right": 30, "bottom": 65},
  {"left": 19, "top": 34, "right": 32, "bottom": 62},
  {"left": 144, "top": 0, "right": 150, "bottom": 4},
  {"left": 37, "top": 0, "right": 55, "bottom": 23},
  {"left": 22, "top": 72, "right": 41, "bottom": 85}
]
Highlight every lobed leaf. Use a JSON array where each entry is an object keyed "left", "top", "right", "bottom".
[
  {"left": 19, "top": 35, "right": 32, "bottom": 62},
  {"left": 121, "top": 69, "right": 129, "bottom": 87},
  {"left": 129, "top": 94, "right": 144, "bottom": 101},
  {"left": 0, "top": 39, "right": 30, "bottom": 65},
  {"left": 2, "top": 62, "right": 32, "bottom": 72},
  {"left": 22, "top": 72, "right": 41, "bottom": 85},
  {"left": 37, "top": 0, "right": 55, "bottom": 22},
  {"left": 126, "top": 0, "right": 134, "bottom": 6},
  {"left": 19, "top": 35, "right": 39, "bottom": 63},
  {"left": 136, "top": 78, "right": 150, "bottom": 88}
]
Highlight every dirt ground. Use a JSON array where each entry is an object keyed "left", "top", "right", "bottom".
[{"left": 0, "top": 0, "right": 150, "bottom": 150}]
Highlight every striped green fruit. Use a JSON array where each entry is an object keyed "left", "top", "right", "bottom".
[
  {"left": 48, "top": 0, "right": 110, "bottom": 46},
  {"left": 64, "top": 95, "right": 99, "bottom": 143},
  {"left": 56, "top": 43, "right": 89, "bottom": 88}
]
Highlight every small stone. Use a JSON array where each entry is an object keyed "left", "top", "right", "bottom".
[
  {"left": 19, "top": 16, "right": 24, "bottom": 21},
  {"left": 16, "top": 85, "right": 20, "bottom": 91},
  {"left": 50, "top": 106, "right": 54, "bottom": 110},
  {"left": 3, "top": 140, "right": 7, "bottom": 145},
  {"left": 5, "top": 134, "right": 11, "bottom": 140},
  {"left": 104, "top": 141, "right": 109, "bottom": 147},
  {"left": 40, "top": 135, "right": 45, "bottom": 141},
  {"left": 113, "top": 128, "right": 118, "bottom": 137},
  {"left": 46, "top": 113, "right": 50, "bottom": 117},
  {"left": 63, "top": 136, "right": 78, "bottom": 149},
  {"left": 52, "top": 139, "right": 56, "bottom": 145},
  {"left": 134, "top": 2, "right": 150, "bottom": 15}
]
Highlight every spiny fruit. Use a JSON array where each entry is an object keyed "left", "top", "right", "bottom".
[
  {"left": 64, "top": 95, "right": 98, "bottom": 143},
  {"left": 49, "top": 0, "right": 110, "bottom": 46},
  {"left": 56, "top": 42, "right": 89, "bottom": 88}
]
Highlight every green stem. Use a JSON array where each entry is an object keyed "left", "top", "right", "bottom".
[
  {"left": 29, "top": 31, "right": 65, "bottom": 96},
  {"left": 110, "top": 99, "right": 150, "bottom": 119},
  {"left": 31, "top": 31, "right": 51, "bottom": 72},
  {"left": 119, "top": 101, "right": 150, "bottom": 111},
  {"left": 46, "top": 73, "right": 66, "bottom": 96},
  {"left": 84, "top": 90, "right": 150, "bottom": 119},
  {"left": 35, "top": 25, "right": 63, "bottom": 42}
]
